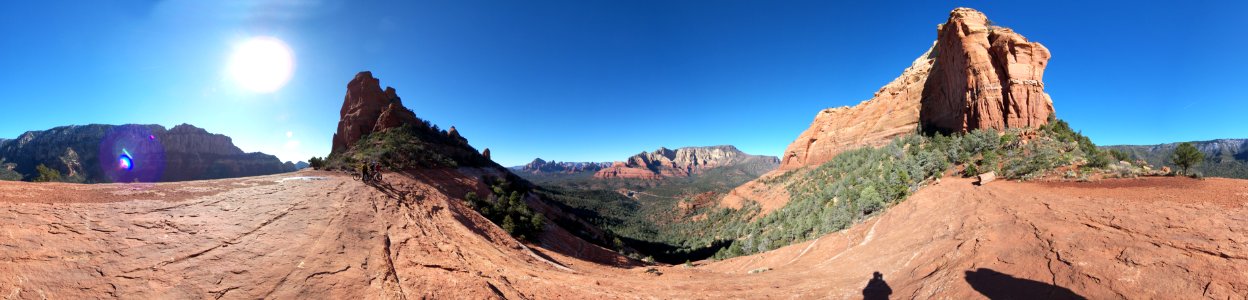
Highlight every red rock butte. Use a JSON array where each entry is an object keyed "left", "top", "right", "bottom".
[
  {"left": 780, "top": 7, "right": 1055, "bottom": 170},
  {"left": 331, "top": 71, "right": 419, "bottom": 155}
]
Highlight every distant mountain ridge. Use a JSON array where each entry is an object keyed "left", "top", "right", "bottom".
[
  {"left": 512, "top": 159, "right": 611, "bottom": 174},
  {"left": 1103, "top": 139, "right": 1248, "bottom": 179},
  {"left": 595, "top": 145, "right": 779, "bottom": 179},
  {"left": 0, "top": 124, "right": 297, "bottom": 182}
]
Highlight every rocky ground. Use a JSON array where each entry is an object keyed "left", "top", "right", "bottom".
[{"left": 2, "top": 170, "right": 1245, "bottom": 299}]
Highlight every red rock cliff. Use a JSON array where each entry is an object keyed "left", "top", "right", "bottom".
[
  {"left": 920, "top": 8, "right": 1054, "bottom": 134},
  {"left": 331, "top": 71, "right": 418, "bottom": 155},
  {"left": 780, "top": 7, "right": 1054, "bottom": 170}
]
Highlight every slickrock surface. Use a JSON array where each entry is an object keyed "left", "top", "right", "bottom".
[{"left": 2, "top": 171, "right": 1244, "bottom": 299}]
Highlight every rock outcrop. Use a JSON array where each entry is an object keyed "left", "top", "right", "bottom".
[
  {"left": 780, "top": 7, "right": 1054, "bottom": 170},
  {"left": 326, "top": 71, "right": 486, "bottom": 169},
  {"left": 331, "top": 71, "right": 419, "bottom": 155},
  {"left": 595, "top": 145, "right": 780, "bottom": 179},
  {"left": 780, "top": 48, "right": 933, "bottom": 170},
  {"left": 919, "top": 8, "right": 1054, "bottom": 134},
  {"left": 0, "top": 124, "right": 295, "bottom": 182}
]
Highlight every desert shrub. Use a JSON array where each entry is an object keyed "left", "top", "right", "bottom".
[
  {"left": 1107, "top": 149, "right": 1133, "bottom": 162},
  {"left": 980, "top": 150, "right": 1000, "bottom": 173},
  {"left": 856, "top": 186, "right": 885, "bottom": 215},
  {"left": 962, "top": 162, "right": 980, "bottom": 178},
  {"left": 463, "top": 176, "right": 544, "bottom": 241},
  {"left": 308, "top": 157, "right": 325, "bottom": 170},
  {"left": 1170, "top": 142, "right": 1205, "bottom": 175},
  {"left": 327, "top": 122, "right": 491, "bottom": 171},
  {"left": 1040, "top": 114, "right": 1110, "bottom": 168},
  {"left": 711, "top": 133, "right": 950, "bottom": 259},
  {"left": 1002, "top": 137, "right": 1065, "bottom": 180},
  {"left": 34, "top": 164, "right": 61, "bottom": 182},
  {"left": 1107, "top": 161, "right": 1141, "bottom": 178},
  {"left": 0, "top": 159, "right": 21, "bottom": 181}
]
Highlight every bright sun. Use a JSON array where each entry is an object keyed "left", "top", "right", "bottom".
[{"left": 228, "top": 37, "right": 295, "bottom": 93}]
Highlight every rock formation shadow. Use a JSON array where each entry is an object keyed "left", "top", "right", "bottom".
[
  {"left": 965, "top": 268, "right": 1086, "bottom": 300},
  {"left": 862, "top": 271, "right": 892, "bottom": 300}
]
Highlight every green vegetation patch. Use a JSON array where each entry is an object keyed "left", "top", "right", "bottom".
[
  {"left": 464, "top": 175, "right": 545, "bottom": 242},
  {"left": 326, "top": 122, "right": 492, "bottom": 171}
]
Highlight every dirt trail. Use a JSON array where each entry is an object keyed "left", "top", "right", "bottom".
[{"left": 2, "top": 170, "right": 1245, "bottom": 299}]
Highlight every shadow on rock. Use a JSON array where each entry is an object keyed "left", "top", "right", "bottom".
[
  {"left": 862, "top": 271, "right": 892, "bottom": 300},
  {"left": 965, "top": 268, "right": 1086, "bottom": 300}
]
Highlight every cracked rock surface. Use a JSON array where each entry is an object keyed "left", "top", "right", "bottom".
[{"left": 2, "top": 170, "right": 1245, "bottom": 299}]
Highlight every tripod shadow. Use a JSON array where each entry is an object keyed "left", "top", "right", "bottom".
[
  {"left": 965, "top": 268, "right": 1086, "bottom": 300},
  {"left": 862, "top": 271, "right": 892, "bottom": 300}
]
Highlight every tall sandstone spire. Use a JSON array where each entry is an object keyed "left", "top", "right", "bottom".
[
  {"left": 919, "top": 7, "right": 1054, "bottom": 134},
  {"left": 779, "top": 8, "right": 1054, "bottom": 170}
]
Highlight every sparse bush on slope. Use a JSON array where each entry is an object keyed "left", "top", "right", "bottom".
[
  {"left": 463, "top": 176, "right": 545, "bottom": 242},
  {"left": 707, "top": 117, "right": 1110, "bottom": 259},
  {"left": 326, "top": 122, "right": 491, "bottom": 171},
  {"left": 533, "top": 116, "right": 1111, "bottom": 262},
  {"left": 308, "top": 156, "right": 325, "bottom": 170},
  {"left": 0, "top": 159, "right": 21, "bottom": 181},
  {"left": 34, "top": 164, "right": 61, "bottom": 182}
]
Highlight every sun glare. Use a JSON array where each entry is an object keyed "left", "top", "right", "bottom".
[{"left": 228, "top": 37, "right": 295, "bottom": 93}]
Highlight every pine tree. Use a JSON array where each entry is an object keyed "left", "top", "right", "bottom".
[
  {"left": 34, "top": 164, "right": 61, "bottom": 182},
  {"left": 502, "top": 215, "right": 517, "bottom": 235},
  {"left": 1170, "top": 142, "right": 1205, "bottom": 175}
]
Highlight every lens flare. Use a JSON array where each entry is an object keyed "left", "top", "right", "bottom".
[
  {"left": 119, "top": 149, "right": 134, "bottom": 171},
  {"left": 98, "top": 125, "right": 165, "bottom": 183}
]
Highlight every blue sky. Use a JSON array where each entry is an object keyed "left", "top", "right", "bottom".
[{"left": 2, "top": 1, "right": 1246, "bottom": 166}]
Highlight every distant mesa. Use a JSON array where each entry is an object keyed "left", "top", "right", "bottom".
[
  {"left": 0, "top": 123, "right": 296, "bottom": 182},
  {"left": 512, "top": 145, "right": 779, "bottom": 179},
  {"left": 780, "top": 7, "right": 1055, "bottom": 170},
  {"left": 594, "top": 145, "right": 779, "bottom": 179},
  {"left": 513, "top": 158, "right": 611, "bottom": 174},
  {"left": 286, "top": 161, "right": 310, "bottom": 170},
  {"left": 1103, "top": 139, "right": 1248, "bottom": 179}
]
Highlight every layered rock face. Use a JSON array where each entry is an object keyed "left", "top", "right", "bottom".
[
  {"left": 780, "top": 8, "right": 1054, "bottom": 170},
  {"left": 595, "top": 145, "right": 780, "bottom": 179},
  {"left": 920, "top": 8, "right": 1054, "bottom": 133},
  {"left": 780, "top": 48, "right": 934, "bottom": 170},
  {"left": 331, "top": 71, "right": 419, "bottom": 155},
  {"left": 0, "top": 124, "right": 294, "bottom": 182},
  {"left": 515, "top": 158, "right": 611, "bottom": 174}
]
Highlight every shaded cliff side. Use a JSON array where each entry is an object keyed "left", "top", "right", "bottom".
[{"left": 0, "top": 124, "right": 295, "bottom": 182}]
